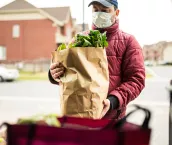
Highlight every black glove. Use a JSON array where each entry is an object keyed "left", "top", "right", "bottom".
[{"left": 107, "top": 95, "right": 119, "bottom": 111}]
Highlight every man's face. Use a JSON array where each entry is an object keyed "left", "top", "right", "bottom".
[{"left": 92, "top": 2, "right": 119, "bottom": 23}]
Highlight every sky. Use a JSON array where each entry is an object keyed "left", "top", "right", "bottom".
[{"left": 0, "top": 0, "right": 172, "bottom": 46}]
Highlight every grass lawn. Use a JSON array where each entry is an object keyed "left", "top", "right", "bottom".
[
  {"left": 18, "top": 71, "right": 48, "bottom": 81},
  {"left": 146, "top": 74, "right": 153, "bottom": 78},
  {"left": 18, "top": 70, "right": 153, "bottom": 81}
]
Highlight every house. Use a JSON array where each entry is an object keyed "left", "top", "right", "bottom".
[
  {"left": 163, "top": 42, "right": 172, "bottom": 62},
  {"left": 76, "top": 24, "right": 90, "bottom": 33},
  {"left": 72, "top": 18, "right": 90, "bottom": 34},
  {"left": 0, "top": 0, "right": 75, "bottom": 62},
  {"left": 143, "top": 41, "right": 172, "bottom": 64}
]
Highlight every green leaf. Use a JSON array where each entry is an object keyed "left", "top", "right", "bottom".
[
  {"left": 82, "top": 38, "right": 92, "bottom": 47},
  {"left": 68, "top": 30, "right": 108, "bottom": 48},
  {"left": 57, "top": 43, "right": 66, "bottom": 51}
]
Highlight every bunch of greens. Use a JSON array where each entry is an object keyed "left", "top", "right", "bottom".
[
  {"left": 17, "top": 114, "right": 61, "bottom": 127},
  {"left": 57, "top": 30, "right": 108, "bottom": 51}
]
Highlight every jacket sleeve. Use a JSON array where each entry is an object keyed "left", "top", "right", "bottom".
[
  {"left": 48, "top": 70, "right": 59, "bottom": 85},
  {"left": 109, "top": 35, "right": 145, "bottom": 110}
]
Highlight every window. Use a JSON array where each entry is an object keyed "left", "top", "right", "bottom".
[
  {"left": 0, "top": 46, "right": 6, "bottom": 60},
  {"left": 60, "top": 26, "right": 65, "bottom": 35},
  {"left": 12, "top": 24, "right": 20, "bottom": 38}
]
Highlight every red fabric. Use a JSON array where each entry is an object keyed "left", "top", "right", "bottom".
[
  {"left": 92, "top": 20, "right": 145, "bottom": 119},
  {"left": 6, "top": 117, "right": 151, "bottom": 145},
  {"left": 58, "top": 116, "right": 112, "bottom": 128}
]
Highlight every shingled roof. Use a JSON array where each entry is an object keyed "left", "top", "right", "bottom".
[
  {"left": 42, "top": 7, "right": 70, "bottom": 23},
  {"left": 0, "top": 0, "right": 72, "bottom": 25},
  {"left": 0, "top": 0, "right": 36, "bottom": 11}
]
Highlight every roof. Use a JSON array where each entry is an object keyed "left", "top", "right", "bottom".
[
  {"left": 41, "top": 7, "right": 70, "bottom": 22},
  {"left": 0, "top": 0, "right": 36, "bottom": 11},
  {"left": 143, "top": 41, "right": 170, "bottom": 50},
  {"left": 0, "top": 0, "right": 72, "bottom": 25}
]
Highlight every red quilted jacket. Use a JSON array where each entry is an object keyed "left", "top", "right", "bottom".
[{"left": 93, "top": 20, "right": 145, "bottom": 119}]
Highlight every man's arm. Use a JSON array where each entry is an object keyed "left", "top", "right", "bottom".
[{"left": 109, "top": 35, "right": 145, "bottom": 110}]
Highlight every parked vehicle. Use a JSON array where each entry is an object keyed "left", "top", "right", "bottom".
[{"left": 0, "top": 65, "right": 19, "bottom": 82}]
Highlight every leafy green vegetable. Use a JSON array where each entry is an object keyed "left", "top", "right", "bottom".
[
  {"left": 0, "top": 138, "right": 5, "bottom": 143},
  {"left": 17, "top": 114, "right": 61, "bottom": 127},
  {"left": 57, "top": 43, "right": 67, "bottom": 51},
  {"left": 70, "top": 30, "right": 108, "bottom": 48},
  {"left": 57, "top": 30, "right": 108, "bottom": 50}
]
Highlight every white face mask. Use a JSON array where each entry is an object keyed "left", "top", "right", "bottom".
[{"left": 92, "top": 12, "right": 114, "bottom": 28}]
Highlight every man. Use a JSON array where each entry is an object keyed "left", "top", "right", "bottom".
[{"left": 49, "top": 0, "right": 145, "bottom": 120}]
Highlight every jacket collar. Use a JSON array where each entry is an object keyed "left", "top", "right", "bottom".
[{"left": 92, "top": 19, "right": 119, "bottom": 35}]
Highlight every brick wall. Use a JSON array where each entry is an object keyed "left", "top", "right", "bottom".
[{"left": 0, "top": 19, "right": 57, "bottom": 61}]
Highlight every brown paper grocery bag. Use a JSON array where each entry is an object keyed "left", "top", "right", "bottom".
[{"left": 51, "top": 47, "right": 109, "bottom": 119}]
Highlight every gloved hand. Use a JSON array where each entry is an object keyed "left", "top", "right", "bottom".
[{"left": 107, "top": 95, "right": 119, "bottom": 110}]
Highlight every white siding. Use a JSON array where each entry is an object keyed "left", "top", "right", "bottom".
[
  {"left": 163, "top": 44, "right": 172, "bottom": 62},
  {"left": 55, "top": 32, "right": 67, "bottom": 43}
]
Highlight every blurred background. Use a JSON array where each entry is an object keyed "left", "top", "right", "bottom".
[{"left": 0, "top": 0, "right": 172, "bottom": 145}]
